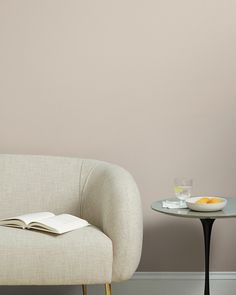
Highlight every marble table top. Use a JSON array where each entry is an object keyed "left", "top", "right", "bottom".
[{"left": 151, "top": 197, "right": 236, "bottom": 219}]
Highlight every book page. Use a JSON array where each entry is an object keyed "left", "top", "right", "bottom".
[
  {"left": 28, "top": 214, "right": 89, "bottom": 234},
  {"left": 0, "top": 212, "right": 55, "bottom": 227},
  {"left": 0, "top": 221, "right": 24, "bottom": 227}
]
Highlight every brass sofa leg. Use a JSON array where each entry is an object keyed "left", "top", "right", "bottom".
[
  {"left": 82, "top": 284, "right": 87, "bottom": 295},
  {"left": 105, "top": 283, "right": 111, "bottom": 295}
]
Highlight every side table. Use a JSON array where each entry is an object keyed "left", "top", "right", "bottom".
[{"left": 151, "top": 197, "right": 236, "bottom": 295}]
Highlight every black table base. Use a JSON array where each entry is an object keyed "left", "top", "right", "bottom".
[{"left": 200, "top": 219, "right": 215, "bottom": 295}]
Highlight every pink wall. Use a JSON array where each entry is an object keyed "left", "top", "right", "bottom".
[{"left": 1, "top": 0, "right": 236, "bottom": 271}]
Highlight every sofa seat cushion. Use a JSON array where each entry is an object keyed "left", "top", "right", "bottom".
[{"left": 0, "top": 225, "right": 113, "bottom": 285}]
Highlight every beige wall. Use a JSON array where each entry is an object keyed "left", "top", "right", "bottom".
[{"left": 1, "top": 0, "right": 236, "bottom": 271}]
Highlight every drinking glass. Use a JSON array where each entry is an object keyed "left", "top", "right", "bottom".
[{"left": 174, "top": 177, "right": 193, "bottom": 206}]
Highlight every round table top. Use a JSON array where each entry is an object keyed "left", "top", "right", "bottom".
[{"left": 151, "top": 197, "right": 236, "bottom": 219}]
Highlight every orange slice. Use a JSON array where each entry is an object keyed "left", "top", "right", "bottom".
[
  {"left": 195, "top": 197, "right": 210, "bottom": 204},
  {"left": 208, "top": 198, "right": 222, "bottom": 204}
]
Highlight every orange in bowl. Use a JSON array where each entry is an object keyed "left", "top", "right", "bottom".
[
  {"left": 208, "top": 197, "right": 223, "bottom": 204},
  {"left": 195, "top": 197, "right": 223, "bottom": 205},
  {"left": 186, "top": 196, "right": 227, "bottom": 212},
  {"left": 195, "top": 197, "right": 210, "bottom": 204}
]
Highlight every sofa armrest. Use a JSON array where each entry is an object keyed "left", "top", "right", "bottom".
[{"left": 81, "top": 160, "right": 143, "bottom": 282}]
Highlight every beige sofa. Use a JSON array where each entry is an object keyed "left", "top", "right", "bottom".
[{"left": 0, "top": 154, "right": 143, "bottom": 295}]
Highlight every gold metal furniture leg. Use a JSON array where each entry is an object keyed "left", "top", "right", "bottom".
[
  {"left": 105, "top": 283, "right": 111, "bottom": 295},
  {"left": 82, "top": 284, "right": 87, "bottom": 295}
]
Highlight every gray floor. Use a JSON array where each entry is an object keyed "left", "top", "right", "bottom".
[{"left": 1, "top": 279, "right": 236, "bottom": 295}]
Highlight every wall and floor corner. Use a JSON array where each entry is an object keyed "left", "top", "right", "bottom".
[
  {"left": 1, "top": 0, "right": 236, "bottom": 294},
  {"left": 0, "top": 273, "right": 236, "bottom": 295}
]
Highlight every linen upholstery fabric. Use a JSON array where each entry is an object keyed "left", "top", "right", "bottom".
[
  {"left": 0, "top": 155, "right": 83, "bottom": 218},
  {"left": 81, "top": 160, "right": 143, "bottom": 282},
  {"left": 0, "top": 154, "right": 143, "bottom": 284},
  {"left": 0, "top": 225, "right": 112, "bottom": 285}
]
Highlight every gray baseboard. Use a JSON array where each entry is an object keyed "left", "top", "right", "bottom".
[{"left": 0, "top": 272, "right": 236, "bottom": 295}]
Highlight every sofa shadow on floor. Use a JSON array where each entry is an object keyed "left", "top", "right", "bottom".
[
  {"left": 0, "top": 286, "right": 78, "bottom": 295},
  {"left": 0, "top": 285, "right": 101, "bottom": 295}
]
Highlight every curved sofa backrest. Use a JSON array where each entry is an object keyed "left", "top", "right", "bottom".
[{"left": 0, "top": 154, "right": 97, "bottom": 218}]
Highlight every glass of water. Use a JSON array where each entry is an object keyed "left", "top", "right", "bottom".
[{"left": 174, "top": 177, "right": 193, "bottom": 206}]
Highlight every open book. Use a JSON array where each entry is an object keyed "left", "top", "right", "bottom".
[{"left": 0, "top": 212, "right": 89, "bottom": 234}]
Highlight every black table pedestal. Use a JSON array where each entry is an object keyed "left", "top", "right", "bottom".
[{"left": 200, "top": 219, "right": 215, "bottom": 295}]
